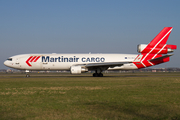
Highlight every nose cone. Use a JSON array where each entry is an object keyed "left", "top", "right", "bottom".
[
  {"left": 4, "top": 60, "right": 11, "bottom": 67},
  {"left": 4, "top": 60, "right": 9, "bottom": 67}
]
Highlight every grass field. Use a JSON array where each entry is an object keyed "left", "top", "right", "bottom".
[{"left": 0, "top": 72, "right": 180, "bottom": 120}]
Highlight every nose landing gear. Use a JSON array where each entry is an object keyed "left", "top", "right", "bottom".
[
  {"left": 25, "top": 70, "right": 30, "bottom": 77},
  {"left": 26, "top": 74, "right": 30, "bottom": 77}
]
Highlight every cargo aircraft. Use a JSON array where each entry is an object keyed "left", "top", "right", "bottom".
[{"left": 4, "top": 27, "right": 177, "bottom": 77}]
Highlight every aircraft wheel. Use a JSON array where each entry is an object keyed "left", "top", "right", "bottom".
[
  {"left": 26, "top": 74, "right": 30, "bottom": 77},
  {"left": 93, "top": 73, "right": 98, "bottom": 77},
  {"left": 98, "top": 73, "right": 103, "bottom": 77},
  {"left": 93, "top": 73, "right": 103, "bottom": 77}
]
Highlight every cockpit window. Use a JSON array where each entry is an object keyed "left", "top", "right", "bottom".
[{"left": 7, "top": 58, "right": 12, "bottom": 61}]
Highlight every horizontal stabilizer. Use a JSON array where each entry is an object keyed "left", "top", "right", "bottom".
[{"left": 148, "top": 54, "right": 173, "bottom": 62}]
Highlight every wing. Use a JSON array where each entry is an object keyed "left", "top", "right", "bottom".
[
  {"left": 85, "top": 62, "right": 130, "bottom": 67},
  {"left": 83, "top": 61, "right": 132, "bottom": 70}
]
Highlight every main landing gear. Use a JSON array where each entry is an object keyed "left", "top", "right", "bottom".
[
  {"left": 93, "top": 69, "right": 103, "bottom": 77},
  {"left": 93, "top": 73, "right": 103, "bottom": 77}
]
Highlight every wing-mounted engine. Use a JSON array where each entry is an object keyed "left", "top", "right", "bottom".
[
  {"left": 137, "top": 44, "right": 176, "bottom": 54},
  {"left": 70, "top": 66, "right": 88, "bottom": 74}
]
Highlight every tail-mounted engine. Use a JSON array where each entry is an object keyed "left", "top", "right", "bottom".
[
  {"left": 137, "top": 44, "right": 177, "bottom": 54},
  {"left": 70, "top": 66, "right": 88, "bottom": 74}
]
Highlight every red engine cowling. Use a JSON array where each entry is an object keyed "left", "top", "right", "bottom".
[
  {"left": 137, "top": 44, "right": 177, "bottom": 54},
  {"left": 166, "top": 44, "right": 177, "bottom": 49}
]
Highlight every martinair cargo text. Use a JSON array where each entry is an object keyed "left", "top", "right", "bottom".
[{"left": 4, "top": 27, "right": 177, "bottom": 77}]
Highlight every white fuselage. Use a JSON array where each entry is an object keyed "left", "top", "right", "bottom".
[
  {"left": 4, "top": 53, "right": 139, "bottom": 71},
  {"left": 4, "top": 27, "right": 176, "bottom": 77}
]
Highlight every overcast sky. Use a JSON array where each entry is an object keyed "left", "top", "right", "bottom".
[{"left": 0, "top": 0, "right": 180, "bottom": 69}]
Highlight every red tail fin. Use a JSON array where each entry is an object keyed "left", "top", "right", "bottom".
[
  {"left": 148, "top": 27, "right": 172, "bottom": 46},
  {"left": 141, "top": 27, "right": 173, "bottom": 54},
  {"left": 134, "top": 27, "right": 177, "bottom": 69}
]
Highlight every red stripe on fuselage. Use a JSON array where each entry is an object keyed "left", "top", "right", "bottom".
[
  {"left": 30, "top": 56, "right": 37, "bottom": 62},
  {"left": 26, "top": 56, "right": 33, "bottom": 67},
  {"left": 34, "top": 56, "right": 40, "bottom": 62}
]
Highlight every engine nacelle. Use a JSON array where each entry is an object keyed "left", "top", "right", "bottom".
[
  {"left": 166, "top": 44, "right": 177, "bottom": 50},
  {"left": 137, "top": 44, "right": 147, "bottom": 53},
  {"left": 70, "top": 66, "right": 88, "bottom": 74},
  {"left": 137, "top": 44, "right": 175, "bottom": 54}
]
